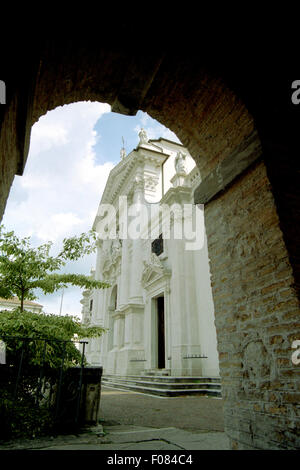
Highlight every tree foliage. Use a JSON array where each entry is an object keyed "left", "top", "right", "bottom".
[
  {"left": 0, "top": 308, "right": 106, "bottom": 440},
  {"left": 0, "top": 308, "right": 106, "bottom": 368},
  {"left": 0, "top": 226, "right": 109, "bottom": 439},
  {"left": 0, "top": 226, "right": 109, "bottom": 311}
]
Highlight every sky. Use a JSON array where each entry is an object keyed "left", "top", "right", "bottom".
[{"left": 2, "top": 101, "right": 180, "bottom": 318}]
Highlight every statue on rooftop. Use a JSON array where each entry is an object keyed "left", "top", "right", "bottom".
[
  {"left": 174, "top": 151, "right": 187, "bottom": 174},
  {"left": 138, "top": 128, "right": 148, "bottom": 145}
]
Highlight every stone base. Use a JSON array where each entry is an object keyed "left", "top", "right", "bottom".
[
  {"left": 104, "top": 347, "right": 146, "bottom": 376},
  {"left": 142, "top": 368, "right": 171, "bottom": 376}
]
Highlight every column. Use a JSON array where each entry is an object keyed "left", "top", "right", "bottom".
[
  {"left": 119, "top": 238, "right": 130, "bottom": 307},
  {"left": 128, "top": 174, "right": 144, "bottom": 304}
]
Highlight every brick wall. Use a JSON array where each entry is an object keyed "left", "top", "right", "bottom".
[
  {"left": 205, "top": 159, "right": 300, "bottom": 449},
  {"left": 0, "top": 96, "right": 20, "bottom": 219}
]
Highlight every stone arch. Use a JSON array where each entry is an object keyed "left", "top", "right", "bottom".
[{"left": 1, "top": 40, "right": 299, "bottom": 450}]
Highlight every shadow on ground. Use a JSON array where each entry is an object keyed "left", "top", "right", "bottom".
[{"left": 0, "top": 387, "right": 228, "bottom": 450}]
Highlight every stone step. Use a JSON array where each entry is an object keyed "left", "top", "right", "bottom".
[
  {"left": 102, "top": 374, "right": 222, "bottom": 397},
  {"left": 104, "top": 374, "right": 221, "bottom": 384},
  {"left": 144, "top": 370, "right": 171, "bottom": 376},
  {"left": 102, "top": 380, "right": 221, "bottom": 398},
  {"left": 103, "top": 377, "right": 221, "bottom": 391}
]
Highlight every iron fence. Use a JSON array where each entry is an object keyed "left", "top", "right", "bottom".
[{"left": 0, "top": 334, "right": 89, "bottom": 439}]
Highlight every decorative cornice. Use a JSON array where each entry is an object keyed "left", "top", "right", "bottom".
[
  {"left": 148, "top": 137, "right": 185, "bottom": 149},
  {"left": 93, "top": 137, "right": 196, "bottom": 231},
  {"left": 93, "top": 147, "right": 170, "bottom": 230},
  {"left": 160, "top": 185, "right": 192, "bottom": 206},
  {"left": 117, "top": 303, "right": 145, "bottom": 315}
]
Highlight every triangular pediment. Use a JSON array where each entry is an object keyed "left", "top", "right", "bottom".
[
  {"left": 141, "top": 266, "right": 162, "bottom": 286},
  {"left": 141, "top": 254, "right": 171, "bottom": 288}
]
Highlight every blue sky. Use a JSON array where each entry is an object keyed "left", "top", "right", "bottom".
[
  {"left": 2, "top": 102, "right": 180, "bottom": 317},
  {"left": 93, "top": 109, "right": 180, "bottom": 165},
  {"left": 93, "top": 111, "right": 142, "bottom": 165}
]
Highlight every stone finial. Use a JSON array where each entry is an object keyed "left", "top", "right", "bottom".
[
  {"left": 174, "top": 151, "right": 187, "bottom": 175},
  {"left": 138, "top": 128, "right": 148, "bottom": 145},
  {"left": 120, "top": 136, "right": 126, "bottom": 159},
  {"left": 120, "top": 147, "right": 126, "bottom": 160}
]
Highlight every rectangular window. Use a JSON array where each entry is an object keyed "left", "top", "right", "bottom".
[{"left": 89, "top": 299, "right": 93, "bottom": 311}]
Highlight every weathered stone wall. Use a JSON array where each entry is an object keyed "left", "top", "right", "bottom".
[{"left": 205, "top": 159, "right": 300, "bottom": 449}]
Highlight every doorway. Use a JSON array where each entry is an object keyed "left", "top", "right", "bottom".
[{"left": 157, "top": 296, "right": 165, "bottom": 369}]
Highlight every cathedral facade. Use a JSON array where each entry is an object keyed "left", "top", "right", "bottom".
[{"left": 81, "top": 130, "right": 220, "bottom": 378}]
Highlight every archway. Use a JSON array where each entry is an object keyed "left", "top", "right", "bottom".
[{"left": 1, "top": 41, "right": 299, "bottom": 450}]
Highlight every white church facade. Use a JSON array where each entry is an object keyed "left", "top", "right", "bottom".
[{"left": 81, "top": 130, "right": 220, "bottom": 379}]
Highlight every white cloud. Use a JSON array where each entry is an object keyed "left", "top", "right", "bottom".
[
  {"left": 30, "top": 101, "right": 110, "bottom": 157},
  {"left": 29, "top": 121, "right": 69, "bottom": 157},
  {"left": 74, "top": 129, "right": 113, "bottom": 186},
  {"left": 2, "top": 101, "right": 112, "bottom": 316},
  {"left": 36, "top": 212, "right": 82, "bottom": 242},
  {"left": 4, "top": 101, "right": 113, "bottom": 239},
  {"left": 37, "top": 288, "right": 84, "bottom": 319},
  {"left": 2, "top": 103, "right": 177, "bottom": 317}
]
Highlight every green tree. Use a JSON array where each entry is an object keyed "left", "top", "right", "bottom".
[
  {"left": 0, "top": 225, "right": 109, "bottom": 311},
  {"left": 0, "top": 227, "right": 109, "bottom": 438},
  {"left": 0, "top": 308, "right": 106, "bottom": 439},
  {"left": 0, "top": 308, "right": 106, "bottom": 369}
]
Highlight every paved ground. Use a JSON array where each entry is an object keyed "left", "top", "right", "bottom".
[
  {"left": 99, "top": 386, "right": 225, "bottom": 432},
  {"left": 0, "top": 387, "right": 229, "bottom": 450}
]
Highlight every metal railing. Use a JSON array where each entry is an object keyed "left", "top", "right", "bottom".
[{"left": 0, "top": 334, "right": 89, "bottom": 435}]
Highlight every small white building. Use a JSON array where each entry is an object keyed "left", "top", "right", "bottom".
[
  {"left": 0, "top": 297, "right": 43, "bottom": 313},
  {"left": 81, "top": 130, "right": 219, "bottom": 378}
]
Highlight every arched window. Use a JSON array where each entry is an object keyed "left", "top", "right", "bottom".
[{"left": 108, "top": 285, "right": 118, "bottom": 351}]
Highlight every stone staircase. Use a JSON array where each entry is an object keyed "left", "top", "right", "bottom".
[{"left": 102, "top": 372, "right": 222, "bottom": 398}]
